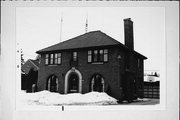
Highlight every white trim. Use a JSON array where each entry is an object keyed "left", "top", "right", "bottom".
[
  {"left": 47, "top": 76, "right": 58, "bottom": 92},
  {"left": 64, "top": 67, "right": 82, "bottom": 94},
  {"left": 48, "top": 78, "right": 50, "bottom": 91},
  {"left": 91, "top": 62, "right": 103, "bottom": 64},
  {"left": 102, "top": 78, "right": 105, "bottom": 92},
  {"left": 91, "top": 78, "right": 94, "bottom": 92},
  {"left": 91, "top": 75, "right": 105, "bottom": 92},
  {"left": 56, "top": 78, "right": 58, "bottom": 91}
]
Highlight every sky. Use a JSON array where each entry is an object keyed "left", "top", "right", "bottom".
[{"left": 16, "top": 7, "right": 165, "bottom": 71}]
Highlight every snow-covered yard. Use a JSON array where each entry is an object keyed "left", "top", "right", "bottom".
[
  {"left": 17, "top": 91, "right": 118, "bottom": 106},
  {"left": 16, "top": 91, "right": 159, "bottom": 107}
]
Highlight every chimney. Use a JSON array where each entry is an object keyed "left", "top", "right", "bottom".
[{"left": 124, "top": 18, "right": 134, "bottom": 50}]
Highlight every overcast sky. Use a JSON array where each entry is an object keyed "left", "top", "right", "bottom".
[{"left": 16, "top": 7, "right": 165, "bottom": 71}]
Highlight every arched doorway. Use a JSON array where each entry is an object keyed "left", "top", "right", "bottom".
[
  {"left": 90, "top": 74, "right": 105, "bottom": 92},
  {"left": 46, "top": 75, "right": 58, "bottom": 92},
  {"left": 64, "top": 67, "right": 82, "bottom": 94},
  {"left": 68, "top": 73, "right": 79, "bottom": 93}
]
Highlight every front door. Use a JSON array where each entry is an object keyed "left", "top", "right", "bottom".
[
  {"left": 68, "top": 73, "right": 79, "bottom": 93},
  {"left": 93, "top": 75, "right": 103, "bottom": 92}
]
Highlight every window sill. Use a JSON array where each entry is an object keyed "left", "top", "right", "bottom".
[
  {"left": 91, "top": 62, "right": 104, "bottom": 65},
  {"left": 45, "top": 64, "right": 61, "bottom": 66}
]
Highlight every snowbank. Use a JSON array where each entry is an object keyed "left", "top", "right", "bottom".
[{"left": 18, "top": 91, "right": 118, "bottom": 106}]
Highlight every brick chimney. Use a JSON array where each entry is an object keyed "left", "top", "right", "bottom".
[{"left": 124, "top": 18, "right": 134, "bottom": 50}]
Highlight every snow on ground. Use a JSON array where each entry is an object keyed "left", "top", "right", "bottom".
[{"left": 18, "top": 91, "right": 118, "bottom": 106}]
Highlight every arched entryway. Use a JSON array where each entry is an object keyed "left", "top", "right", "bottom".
[
  {"left": 68, "top": 73, "right": 79, "bottom": 93},
  {"left": 65, "top": 67, "right": 82, "bottom": 94},
  {"left": 46, "top": 75, "right": 58, "bottom": 92},
  {"left": 90, "top": 74, "right": 105, "bottom": 92}
]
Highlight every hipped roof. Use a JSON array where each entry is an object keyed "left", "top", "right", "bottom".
[{"left": 36, "top": 31, "right": 147, "bottom": 59}]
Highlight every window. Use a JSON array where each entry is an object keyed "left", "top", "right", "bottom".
[
  {"left": 93, "top": 50, "right": 98, "bottom": 62},
  {"left": 54, "top": 53, "right": 58, "bottom": 64},
  {"left": 104, "top": 49, "right": 108, "bottom": 62},
  {"left": 88, "top": 50, "right": 92, "bottom": 63},
  {"left": 90, "top": 74, "right": 105, "bottom": 92},
  {"left": 88, "top": 49, "right": 108, "bottom": 63},
  {"left": 50, "top": 54, "right": 54, "bottom": 65},
  {"left": 57, "top": 53, "right": 61, "bottom": 64},
  {"left": 99, "top": 50, "right": 103, "bottom": 62},
  {"left": 47, "top": 75, "right": 58, "bottom": 92},
  {"left": 45, "top": 54, "right": 49, "bottom": 65},
  {"left": 45, "top": 53, "right": 61, "bottom": 65},
  {"left": 72, "top": 52, "right": 77, "bottom": 61}
]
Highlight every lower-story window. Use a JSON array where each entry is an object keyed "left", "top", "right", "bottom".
[
  {"left": 90, "top": 74, "right": 105, "bottom": 92},
  {"left": 47, "top": 75, "right": 58, "bottom": 92}
]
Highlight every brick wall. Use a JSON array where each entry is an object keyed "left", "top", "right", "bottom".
[
  {"left": 37, "top": 46, "right": 144, "bottom": 100},
  {"left": 37, "top": 46, "right": 126, "bottom": 100}
]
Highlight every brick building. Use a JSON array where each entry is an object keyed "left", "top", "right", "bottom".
[{"left": 36, "top": 18, "right": 147, "bottom": 101}]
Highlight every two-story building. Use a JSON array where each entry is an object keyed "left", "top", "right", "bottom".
[{"left": 36, "top": 18, "right": 147, "bottom": 102}]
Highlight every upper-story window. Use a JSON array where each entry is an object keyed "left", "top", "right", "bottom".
[
  {"left": 93, "top": 50, "right": 98, "bottom": 62},
  {"left": 104, "top": 49, "right": 108, "bottom": 62},
  {"left": 88, "top": 51, "right": 92, "bottom": 62},
  {"left": 88, "top": 49, "right": 108, "bottom": 63},
  {"left": 45, "top": 53, "right": 61, "bottom": 65},
  {"left": 57, "top": 53, "right": 61, "bottom": 64},
  {"left": 45, "top": 54, "right": 49, "bottom": 65},
  {"left": 50, "top": 54, "right": 54, "bottom": 65},
  {"left": 54, "top": 53, "right": 58, "bottom": 64},
  {"left": 72, "top": 52, "right": 77, "bottom": 61}
]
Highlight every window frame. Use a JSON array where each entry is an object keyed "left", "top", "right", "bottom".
[
  {"left": 54, "top": 53, "right": 58, "bottom": 64},
  {"left": 88, "top": 50, "right": 92, "bottom": 63},
  {"left": 45, "top": 54, "right": 49, "bottom": 65},
  {"left": 50, "top": 53, "right": 54, "bottom": 65},
  {"left": 72, "top": 51, "right": 78, "bottom": 62},
  {"left": 103, "top": 49, "right": 108, "bottom": 62},
  {"left": 88, "top": 49, "right": 109, "bottom": 63},
  {"left": 57, "top": 53, "right": 61, "bottom": 65},
  {"left": 45, "top": 53, "right": 62, "bottom": 65}
]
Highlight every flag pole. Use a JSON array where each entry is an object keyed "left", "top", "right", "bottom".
[
  {"left": 85, "top": 13, "right": 88, "bottom": 33},
  {"left": 60, "top": 13, "right": 63, "bottom": 42}
]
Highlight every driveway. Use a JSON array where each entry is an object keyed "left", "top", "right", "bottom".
[{"left": 119, "top": 98, "right": 160, "bottom": 105}]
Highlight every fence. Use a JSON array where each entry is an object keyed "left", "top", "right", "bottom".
[{"left": 144, "top": 81, "right": 159, "bottom": 99}]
